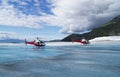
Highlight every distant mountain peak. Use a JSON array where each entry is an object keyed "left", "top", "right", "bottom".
[{"left": 0, "top": 38, "right": 24, "bottom": 43}]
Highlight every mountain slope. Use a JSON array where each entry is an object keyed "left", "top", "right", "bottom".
[
  {"left": 0, "top": 38, "right": 24, "bottom": 43},
  {"left": 62, "top": 15, "right": 120, "bottom": 41}
]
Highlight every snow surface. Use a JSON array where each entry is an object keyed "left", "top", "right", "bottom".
[{"left": 90, "top": 36, "right": 120, "bottom": 44}]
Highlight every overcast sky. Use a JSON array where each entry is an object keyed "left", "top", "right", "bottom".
[{"left": 0, "top": 0, "right": 120, "bottom": 40}]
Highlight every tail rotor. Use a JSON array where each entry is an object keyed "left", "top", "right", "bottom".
[{"left": 25, "top": 39, "right": 27, "bottom": 45}]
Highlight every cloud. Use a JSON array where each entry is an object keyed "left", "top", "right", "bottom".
[
  {"left": 0, "top": 0, "right": 46, "bottom": 28},
  {"left": 0, "top": 31, "right": 16, "bottom": 35},
  {"left": 49, "top": 0, "right": 120, "bottom": 33},
  {"left": 0, "top": 31, "right": 17, "bottom": 40},
  {"left": 0, "top": 0, "right": 120, "bottom": 34},
  {"left": 0, "top": 31, "right": 50, "bottom": 41}
]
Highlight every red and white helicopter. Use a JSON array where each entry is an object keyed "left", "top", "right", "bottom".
[
  {"left": 72, "top": 38, "right": 89, "bottom": 45},
  {"left": 25, "top": 37, "right": 45, "bottom": 47}
]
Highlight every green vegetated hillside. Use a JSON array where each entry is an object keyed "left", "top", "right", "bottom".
[{"left": 62, "top": 15, "right": 120, "bottom": 41}]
